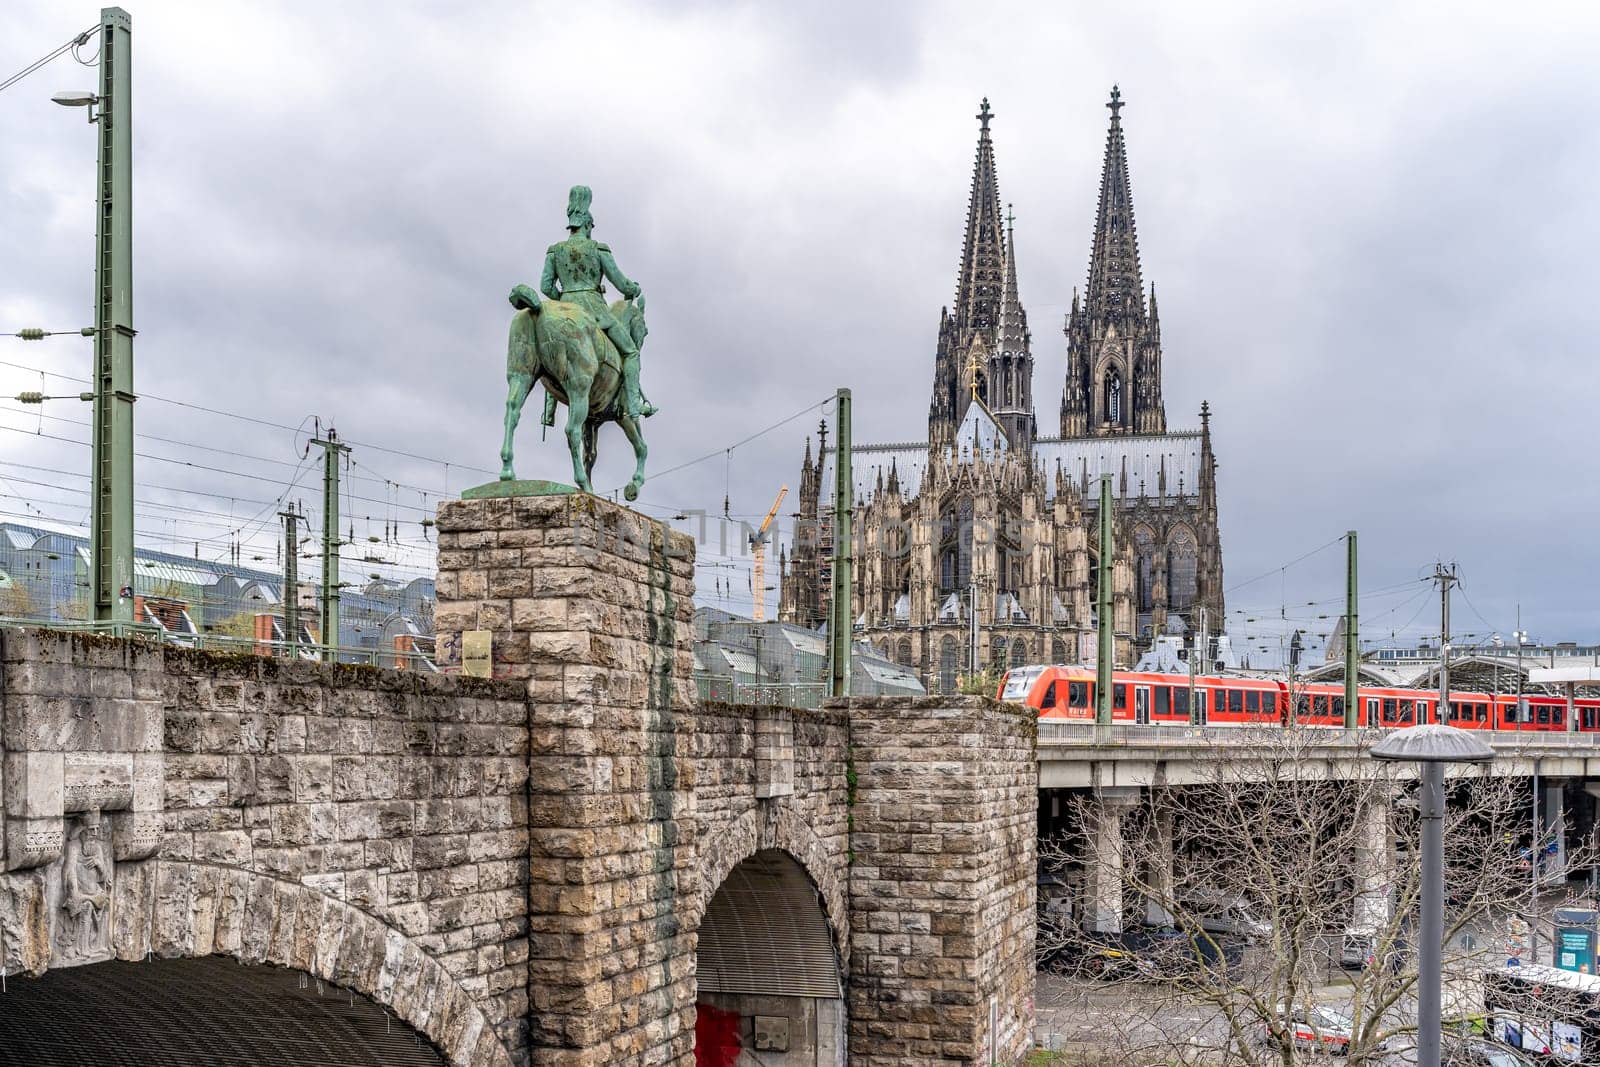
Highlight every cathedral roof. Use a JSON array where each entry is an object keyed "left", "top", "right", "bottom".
[
  {"left": 952, "top": 397, "right": 1009, "bottom": 459},
  {"left": 819, "top": 429, "right": 1203, "bottom": 506}
]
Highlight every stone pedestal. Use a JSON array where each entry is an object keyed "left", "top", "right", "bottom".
[{"left": 436, "top": 490, "right": 697, "bottom": 1067}]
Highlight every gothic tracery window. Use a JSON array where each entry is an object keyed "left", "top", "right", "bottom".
[
  {"left": 1134, "top": 526, "right": 1156, "bottom": 613},
  {"left": 939, "top": 636, "right": 959, "bottom": 693},
  {"left": 1106, "top": 369, "right": 1122, "bottom": 425},
  {"left": 1167, "top": 530, "right": 1198, "bottom": 612}
]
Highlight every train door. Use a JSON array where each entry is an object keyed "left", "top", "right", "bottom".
[
  {"left": 1135, "top": 686, "right": 1151, "bottom": 726},
  {"left": 1366, "top": 698, "right": 1379, "bottom": 728},
  {"left": 1195, "top": 689, "right": 1209, "bottom": 726}
]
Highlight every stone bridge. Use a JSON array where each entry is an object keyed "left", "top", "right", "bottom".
[{"left": 0, "top": 494, "right": 1036, "bottom": 1066}]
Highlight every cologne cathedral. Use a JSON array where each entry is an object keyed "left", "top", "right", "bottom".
[{"left": 778, "top": 90, "right": 1225, "bottom": 692}]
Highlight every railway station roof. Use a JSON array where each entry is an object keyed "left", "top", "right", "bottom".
[{"left": 1529, "top": 665, "right": 1600, "bottom": 686}]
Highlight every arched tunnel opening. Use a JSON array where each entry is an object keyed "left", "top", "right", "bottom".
[
  {"left": 0, "top": 955, "right": 447, "bottom": 1065},
  {"left": 695, "top": 849, "right": 845, "bottom": 1066}
]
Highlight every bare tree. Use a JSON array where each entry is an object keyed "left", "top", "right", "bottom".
[{"left": 1037, "top": 725, "right": 1596, "bottom": 1065}]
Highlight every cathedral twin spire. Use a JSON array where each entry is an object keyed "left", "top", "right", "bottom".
[
  {"left": 1062, "top": 85, "right": 1167, "bottom": 436},
  {"left": 929, "top": 98, "right": 1035, "bottom": 451},
  {"left": 931, "top": 88, "right": 1167, "bottom": 449}
]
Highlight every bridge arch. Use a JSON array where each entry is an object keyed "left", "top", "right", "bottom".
[
  {"left": 0, "top": 954, "right": 448, "bottom": 1064},
  {"left": 103, "top": 861, "right": 514, "bottom": 1067},
  {"left": 690, "top": 810, "right": 848, "bottom": 1065}
]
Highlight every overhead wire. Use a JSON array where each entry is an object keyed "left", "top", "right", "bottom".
[{"left": 0, "top": 24, "right": 98, "bottom": 95}]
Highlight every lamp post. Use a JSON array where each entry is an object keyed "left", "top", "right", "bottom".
[{"left": 1370, "top": 725, "right": 1495, "bottom": 1067}]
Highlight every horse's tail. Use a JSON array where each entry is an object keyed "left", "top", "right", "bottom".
[{"left": 509, "top": 284, "right": 542, "bottom": 314}]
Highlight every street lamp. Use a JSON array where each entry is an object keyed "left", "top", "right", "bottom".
[
  {"left": 1371, "top": 724, "right": 1495, "bottom": 1067},
  {"left": 50, "top": 89, "right": 98, "bottom": 121}
]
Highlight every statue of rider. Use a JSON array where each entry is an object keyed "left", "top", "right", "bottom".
[{"left": 539, "top": 185, "right": 655, "bottom": 424}]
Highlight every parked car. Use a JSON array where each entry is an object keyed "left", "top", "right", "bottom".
[
  {"left": 1177, "top": 889, "right": 1271, "bottom": 939},
  {"left": 1443, "top": 1038, "right": 1536, "bottom": 1067},
  {"left": 1267, "top": 1004, "right": 1357, "bottom": 1056},
  {"left": 1047, "top": 930, "right": 1156, "bottom": 980}
]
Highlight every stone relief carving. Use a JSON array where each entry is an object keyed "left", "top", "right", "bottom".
[{"left": 52, "top": 809, "right": 112, "bottom": 966}]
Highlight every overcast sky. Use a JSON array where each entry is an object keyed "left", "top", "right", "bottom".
[{"left": 2, "top": 1, "right": 1596, "bottom": 656}]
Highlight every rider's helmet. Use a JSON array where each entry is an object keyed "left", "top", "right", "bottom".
[{"left": 566, "top": 185, "right": 594, "bottom": 231}]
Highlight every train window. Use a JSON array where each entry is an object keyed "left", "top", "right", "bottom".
[
  {"left": 1229, "top": 690, "right": 1244, "bottom": 713},
  {"left": 1155, "top": 688, "right": 1170, "bottom": 716},
  {"left": 1415, "top": 701, "right": 1428, "bottom": 723},
  {"left": 1114, "top": 684, "right": 1127, "bottom": 709},
  {"left": 1537, "top": 706, "right": 1550, "bottom": 725},
  {"left": 1396, "top": 699, "right": 1411, "bottom": 723},
  {"left": 1332, "top": 696, "right": 1344, "bottom": 720},
  {"left": 1069, "top": 682, "right": 1088, "bottom": 708},
  {"left": 1173, "top": 688, "right": 1189, "bottom": 716},
  {"left": 1477, "top": 703, "right": 1488, "bottom": 722},
  {"left": 1245, "top": 691, "right": 1260, "bottom": 713},
  {"left": 1585, "top": 708, "right": 1596, "bottom": 730},
  {"left": 1382, "top": 699, "right": 1397, "bottom": 724},
  {"left": 1262, "top": 691, "right": 1276, "bottom": 714},
  {"left": 1041, "top": 682, "right": 1057, "bottom": 709},
  {"left": 1553, "top": 706, "right": 1564, "bottom": 725},
  {"left": 1294, "top": 693, "right": 1309, "bottom": 720}
]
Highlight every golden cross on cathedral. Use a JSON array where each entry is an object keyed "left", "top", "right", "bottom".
[{"left": 965, "top": 348, "right": 983, "bottom": 401}]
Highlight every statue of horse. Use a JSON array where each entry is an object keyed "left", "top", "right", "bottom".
[{"left": 499, "top": 284, "right": 648, "bottom": 500}]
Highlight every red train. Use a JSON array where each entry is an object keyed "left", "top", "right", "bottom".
[{"left": 997, "top": 665, "right": 1600, "bottom": 732}]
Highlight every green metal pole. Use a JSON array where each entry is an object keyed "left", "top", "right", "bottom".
[
  {"left": 313, "top": 430, "right": 349, "bottom": 663},
  {"left": 829, "top": 389, "right": 852, "bottom": 698},
  {"left": 281, "top": 505, "right": 299, "bottom": 655},
  {"left": 1345, "top": 530, "right": 1358, "bottom": 729},
  {"left": 90, "top": 7, "right": 134, "bottom": 623},
  {"left": 1096, "top": 475, "right": 1113, "bottom": 725}
]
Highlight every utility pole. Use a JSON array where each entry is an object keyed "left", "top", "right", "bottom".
[
  {"left": 313, "top": 429, "right": 350, "bottom": 663},
  {"left": 1433, "top": 561, "right": 1458, "bottom": 725},
  {"left": 1189, "top": 605, "right": 1205, "bottom": 725},
  {"left": 1095, "top": 475, "right": 1113, "bottom": 725},
  {"left": 279, "top": 504, "right": 300, "bottom": 655},
  {"left": 89, "top": 7, "right": 134, "bottom": 624},
  {"left": 827, "top": 389, "right": 852, "bottom": 698},
  {"left": 1344, "top": 531, "right": 1359, "bottom": 729}
]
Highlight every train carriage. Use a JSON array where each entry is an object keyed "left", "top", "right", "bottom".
[{"left": 999, "top": 665, "right": 1600, "bottom": 735}]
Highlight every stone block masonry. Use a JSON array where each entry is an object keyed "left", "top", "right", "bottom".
[
  {"left": 0, "top": 631, "right": 527, "bottom": 1066},
  {"left": 0, "top": 491, "right": 1039, "bottom": 1067},
  {"left": 436, "top": 493, "right": 699, "bottom": 1067},
  {"left": 842, "top": 695, "right": 1038, "bottom": 1066}
]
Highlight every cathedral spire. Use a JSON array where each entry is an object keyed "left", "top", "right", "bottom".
[
  {"left": 1084, "top": 85, "right": 1145, "bottom": 327},
  {"left": 953, "top": 97, "right": 1006, "bottom": 334},
  {"left": 993, "top": 202, "right": 1035, "bottom": 450}
]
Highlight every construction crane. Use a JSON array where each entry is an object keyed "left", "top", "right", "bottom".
[{"left": 749, "top": 485, "right": 788, "bottom": 622}]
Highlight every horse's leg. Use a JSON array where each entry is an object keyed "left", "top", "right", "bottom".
[
  {"left": 582, "top": 421, "right": 598, "bottom": 483},
  {"left": 500, "top": 372, "right": 533, "bottom": 481},
  {"left": 564, "top": 386, "right": 593, "bottom": 493},
  {"left": 616, "top": 414, "right": 648, "bottom": 502}
]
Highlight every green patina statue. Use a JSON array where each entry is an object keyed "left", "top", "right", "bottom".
[{"left": 499, "top": 186, "right": 653, "bottom": 499}]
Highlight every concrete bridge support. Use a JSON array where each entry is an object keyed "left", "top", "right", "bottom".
[
  {"left": 1084, "top": 788, "right": 1139, "bottom": 935},
  {"left": 1144, "top": 805, "right": 1175, "bottom": 929},
  {"left": 1543, "top": 780, "right": 1568, "bottom": 882},
  {"left": 1350, "top": 786, "right": 1394, "bottom": 934}
]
